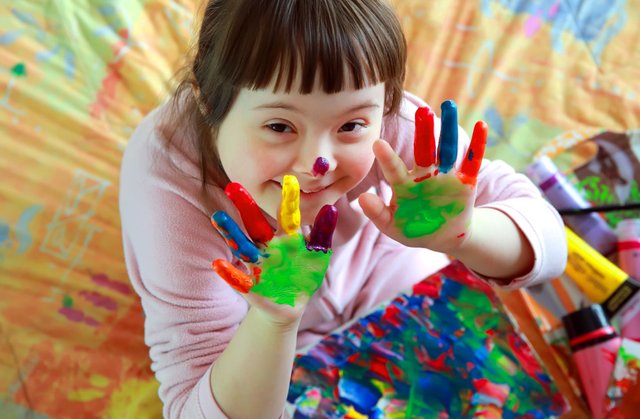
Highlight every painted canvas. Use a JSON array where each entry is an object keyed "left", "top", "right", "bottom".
[{"left": 288, "top": 261, "right": 568, "bottom": 418}]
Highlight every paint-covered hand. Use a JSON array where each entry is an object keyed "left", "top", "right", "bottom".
[
  {"left": 359, "top": 100, "right": 487, "bottom": 254},
  {"left": 210, "top": 176, "right": 338, "bottom": 317}
]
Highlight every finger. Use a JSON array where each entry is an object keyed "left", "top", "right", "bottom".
[
  {"left": 358, "top": 192, "right": 394, "bottom": 232},
  {"left": 225, "top": 182, "right": 274, "bottom": 244},
  {"left": 307, "top": 204, "right": 338, "bottom": 252},
  {"left": 458, "top": 121, "right": 487, "bottom": 185},
  {"left": 211, "top": 211, "right": 261, "bottom": 263},
  {"left": 414, "top": 107, "right": 437, "bottom": 167},
  {"left": 280, "top": 175, "right": 301, "bottom": 236},
  {"left": 438, "top": 100, "right": 458, "bottom": 174},
  {"left": 212, "top": 259, "right": 254, "bottom": 293},
  {"left": 373, "top": 139, "right": 409, "bottom": 185}
]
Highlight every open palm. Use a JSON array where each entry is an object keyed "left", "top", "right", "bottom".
[
  {"left": 210, "top": 176, "right": 337, "bottom": 323},
  {"left": 360, "top": 100, "right": 487, "bottom": 254}
]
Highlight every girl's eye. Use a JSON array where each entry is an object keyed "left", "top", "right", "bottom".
[
  {"left": 339, "top": 122, "right": 367, "bottom": 133},
  {"left": 267, "top": 123, "right": 293, "bottom": 133}
]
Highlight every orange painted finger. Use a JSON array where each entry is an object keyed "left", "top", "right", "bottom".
[
  {"left": 212, "top": 259, "right": 254, "bottom": 293},
  {"left": 458, "top": 121, "right": 487, "bottom": 185},
  {"left": 414, "top": 107, "right": 437, "bottom": 167}
]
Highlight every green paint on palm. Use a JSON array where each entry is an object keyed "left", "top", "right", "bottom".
[
  {"left": 394, "top": 179, "right": 465, "bottom": 238},
  {"left": 252, "top": 234, "right": 331, "bottom": 307}
]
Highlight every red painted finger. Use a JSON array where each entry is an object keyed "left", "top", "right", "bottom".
[
  {"left": 414, "top": 107, "right": 437, "bottom": 167},
  {"left": 212, "top": 259, "right": 254, "bottom": 293},
  {"left": 458, "top": 120, "right": 487, "bottom": 185},
  {"left": 225, "top": 182, "right": 274, "bottom": 244}
]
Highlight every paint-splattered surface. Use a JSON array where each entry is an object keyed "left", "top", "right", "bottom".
[
  {"left": 288, "top": 261, "right": 568, "bottom": 418},
  {"left": 1, "top": 0, "right": 639, "bottom": 417}
]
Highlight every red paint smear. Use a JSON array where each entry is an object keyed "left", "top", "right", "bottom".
[
  {"left": 472, "top": 378, "right": 509, "bottom": 404},
  {"left": 91, "top": 274, "right": 131, "bottom": 295},
  {"left": 457, "top": 233, "right": 465, "bottom": 239},
  {"left": 78, "top": 290, "right": 117, "bottom": 311},
  {"left": 366, "top": 321, "right": 386, "bottom": 338},
  {"left": 412, "top": 277, "right": 443, "bottom": 299},
  {"left": 369, "top": 353, "right": 393, "bottom": 382},
  {"left": 58, "top": 307, "right": 99, "bottom": 327},
  {"left": 381, "top": 305, "right": 403, "bottom": 328},
  {"left": 414, "top": 173, "right": 432, "bottom": 183},
  {"left": 252, "top": 266, "right": 262, "bottom": 284},
  {"left": 210, "top": 219, "right": 240, "bottom": 252},
  {"left": 90, "top": 29, "right": 129, "bottom": 119},
  {"left": 508, "top": 335, "right": 549, "bottom": 391},
  {"left": 416, "top": 346, "right": 451, "bottom": 373}
]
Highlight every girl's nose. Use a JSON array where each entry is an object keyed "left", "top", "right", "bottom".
[{"left": 292, "top": 137, "right": 337, "bottom": 178}]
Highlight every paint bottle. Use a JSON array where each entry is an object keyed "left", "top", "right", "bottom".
[
  {"left": 526, "top": 156, "right": 617, "bottom": 256},
  {"left": 564, "top": 227, "right": 640, "bottom": 320},
  {"left": 562, "top": 304, "right": 622, "bottom": 419},
  {"left": 615, "top": 219, "right": 640, "bottom": 342}
]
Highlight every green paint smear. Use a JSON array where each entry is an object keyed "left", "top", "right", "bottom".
[
  {"left": 394, "top": 179, "right": 466, "bottom": 238},
  {"left": 11, "top": 63, "right": 26, "bottom": 77},
  {"left": 63, "top": 295, "right": 73, "bottom": 308},
  {"left": 252, "top": 235, "right": 331, "bottom": 307}
]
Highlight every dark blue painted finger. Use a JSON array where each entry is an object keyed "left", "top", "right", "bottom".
[
  {"left": 438, "top": 100, "right": 459, "bottom": 173},
  {"left": 211, "top": 211, "right": 261, "bottom": 263}
]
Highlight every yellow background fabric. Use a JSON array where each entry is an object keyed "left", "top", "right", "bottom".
[{"left": 1, "top": 1, "right": 639, "bottom": 417}]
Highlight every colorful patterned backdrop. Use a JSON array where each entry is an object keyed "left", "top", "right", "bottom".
[{"left": 1, "top": 0, "right": 639, "bottom": 417}]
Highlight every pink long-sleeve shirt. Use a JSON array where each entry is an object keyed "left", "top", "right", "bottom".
[{"left": 119, "top": 91, "right": 567, "bottom": 418}]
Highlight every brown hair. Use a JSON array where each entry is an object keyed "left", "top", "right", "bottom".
[{"left": 164, "top": 0, "right": 407, "bottom": 188}]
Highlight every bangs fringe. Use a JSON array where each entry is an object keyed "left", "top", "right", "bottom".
[{"left": 217, "top": 0, "right": 404, "bottom": 95}]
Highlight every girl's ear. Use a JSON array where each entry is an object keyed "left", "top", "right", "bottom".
[{"left": 191, "top": 81, "right": 210, "bottom": 117}]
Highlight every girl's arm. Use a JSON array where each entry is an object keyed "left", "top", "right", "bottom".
[
  {"left": 448, "top": 207, "right": 534, "bottom": 282},
  {"left": 210, "top": 309, "right": 299, "bottom": 419}
]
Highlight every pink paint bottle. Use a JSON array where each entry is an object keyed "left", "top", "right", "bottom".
[
  {"left": 615, "top": 219, "right": 640, "bottom": 342},
  {"left": 562, "top": 304, "right": 622, "bottom": 419}
]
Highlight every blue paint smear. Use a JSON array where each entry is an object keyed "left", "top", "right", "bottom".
[
  {"left": 338, "top": 377, "right": 381, "bottom": 412},
  {"left": 15, "top": 204, "right": 43, "bottom": 254},
  {"left": 481, "top": 0, "right": 627, "bottom": 65}
]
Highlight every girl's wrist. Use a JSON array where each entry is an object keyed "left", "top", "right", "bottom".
[{"left": 251, "top": 306, "right": 303, "bottom": 334}]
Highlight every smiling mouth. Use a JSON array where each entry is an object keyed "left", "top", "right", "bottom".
[{"left": 271, "top": 180, "right": 330, "bottom": 195}]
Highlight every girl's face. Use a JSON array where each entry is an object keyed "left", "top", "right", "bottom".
[{"left": 216, "top": 78, "right": 386, "bottom": 225}]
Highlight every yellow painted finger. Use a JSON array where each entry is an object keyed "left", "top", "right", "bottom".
[{"left": 280, "top": 175, "right": 300, "bottom": 236}]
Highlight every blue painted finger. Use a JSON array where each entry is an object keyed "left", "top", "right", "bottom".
[
  {"left": 438, "top": 100, "right": 458, "bottom": 173},
  {"left": 211, "top": 211, "right": 261, "bottom": 263}
]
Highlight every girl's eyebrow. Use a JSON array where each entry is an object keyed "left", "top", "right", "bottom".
[{"left": 253, "top": 101, "right": 380, "bottom": 114}]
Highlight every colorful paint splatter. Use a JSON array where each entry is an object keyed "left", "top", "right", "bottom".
[{"left": 288, "top": 261, "right": 567, "bottom": 417}]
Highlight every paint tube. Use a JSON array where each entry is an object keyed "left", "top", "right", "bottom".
[
  {"left": 564, "top": 227, "right": 640, "bottom": 319},
  {"left": 562, "top": 304, "right": 621, "bottom": 419},
  {"left": 615, "top": 220, "right": 640, "bottom": 342},
  {"left": 526, "top": 156, "right": 617, "bottom": 255}
]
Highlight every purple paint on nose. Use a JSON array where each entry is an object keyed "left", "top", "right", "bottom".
[{"left": 312, "top": 157, "right": 329, "bottom": 176}]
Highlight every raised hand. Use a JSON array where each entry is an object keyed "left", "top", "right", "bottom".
[
  {"left": 210, "top": 176, "right": 338, "bottom": 310},
  {"left": 359, "top": 100, "right": 487, "bottom": 254}
]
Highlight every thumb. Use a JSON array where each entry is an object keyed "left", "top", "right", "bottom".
[{"left": 358, "top": 192, "right": 394, "bottom": 232}]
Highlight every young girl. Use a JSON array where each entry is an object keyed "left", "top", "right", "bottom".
[{"left": 119, "top": 0, "right": 567, "bottom": 418}]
